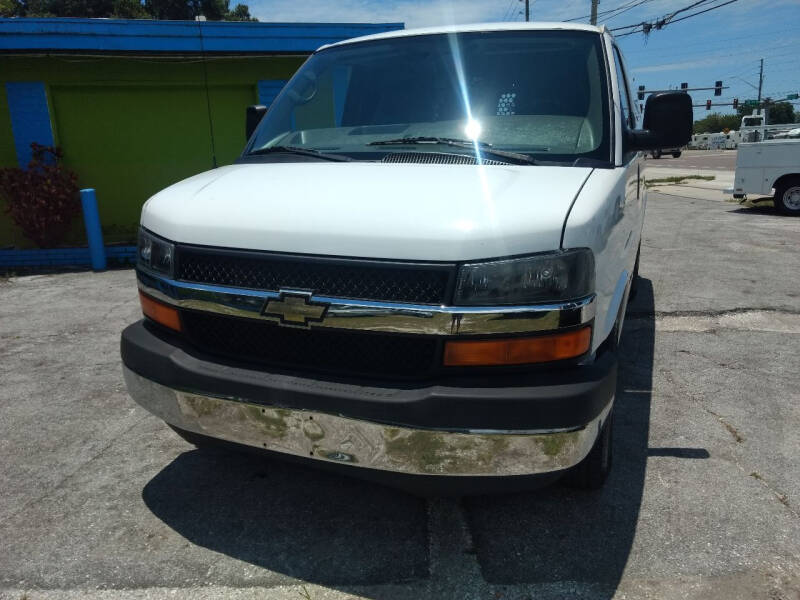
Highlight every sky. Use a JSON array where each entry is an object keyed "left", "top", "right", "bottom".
[{"left": 246, "top": 0, "right": 800, "bottom": 121}]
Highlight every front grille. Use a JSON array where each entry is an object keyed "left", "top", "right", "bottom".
[
  {"left": 181, "top": 311, "right": 440, "bottom": 378},
  {"left": 176, "top": 247, "right": 452, "bottom": 305}
]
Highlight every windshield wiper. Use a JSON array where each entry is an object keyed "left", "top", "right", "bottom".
[
  {"left": 368, "top": 136, "right": 537, "bottom": 165},
  {"left": 248, "top": 146, "right": 352, "bottom": 162}
]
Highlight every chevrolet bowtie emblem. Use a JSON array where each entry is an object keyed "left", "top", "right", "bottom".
[{"left": 262, "top": 291, "right": 328, "bottom": 327}]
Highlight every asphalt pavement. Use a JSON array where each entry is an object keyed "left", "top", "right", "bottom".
[
  {"left": 1, "top": 159, "right": 799, "bottom": 599},
  {"left": 645, "top": 149, "right": 737, "bottom": 171}
]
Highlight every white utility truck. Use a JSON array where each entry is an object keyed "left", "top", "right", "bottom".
[
  {"left": 121, "top": 23, "right": 692, "bottom": 492},
  {"left": 740, "top": 110, "right": 798, "bottom": 143},
  {"left": 732, "top": 139, "right": 800, "bottom": 215}
]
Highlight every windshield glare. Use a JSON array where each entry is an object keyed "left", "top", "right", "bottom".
[{"left": 247, "top": 30, "right": 611, "bottom": 164}]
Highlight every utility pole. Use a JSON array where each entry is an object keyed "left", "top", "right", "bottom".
[
  {"left": 757, "top": 58, "right": 764, "bottom": 104},
  {"left": 590, "top": 0, "right": 599, "bottom": 25},
  {"left": 525, "top": 0, "right": 529, "bottom": 21}
]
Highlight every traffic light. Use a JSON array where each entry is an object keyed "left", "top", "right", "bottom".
[
  {"left": 706, "top": 99, "right": 712, "bottom": 110},
  {"left": 714, "top": 81, "right": 722, "bottom": 96},
  {"left": 733, "top": 98, "right": 738, "bottom": 109},
  {"left": 637, "top": 85, "right": 645, "bottom": 100}
]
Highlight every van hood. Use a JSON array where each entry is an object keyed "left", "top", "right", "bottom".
[{"left": 142, "top": 162, "right": 593, "bottom": 261}]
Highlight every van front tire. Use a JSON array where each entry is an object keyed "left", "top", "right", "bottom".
[{"left": 561, "top": 410, "right": 613, "bottom": 490}]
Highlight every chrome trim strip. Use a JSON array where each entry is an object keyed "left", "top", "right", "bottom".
[
  {"left": 137, "top": 270, "right": 595, "bottom": 336},
  {"left": 124, "top": 366, "right": 611, "bottom": 477}
]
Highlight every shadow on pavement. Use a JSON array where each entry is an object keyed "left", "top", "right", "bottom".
[
  {"left": 142, "top": 448, "right": 429, "bottom": 585},
  {"left": 461, "top": 278, "right": 656, "bottom": 593},
  {"left": 726, "top": 201, "right": 778, "bottom": 216},
  {"left": 143, "top": 279, "right": 660, "bottom": 595}
]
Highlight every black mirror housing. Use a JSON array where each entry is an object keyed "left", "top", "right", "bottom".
[
  {"left": 629, "top": 91, "right": 693, "bottom": 151},
  {"left": 246, "top": 105, "right": 267, "bottom": 141}
]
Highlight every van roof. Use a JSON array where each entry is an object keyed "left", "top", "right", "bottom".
[{"left": 319, "top": 21, "right": 606, "bottom": 51}]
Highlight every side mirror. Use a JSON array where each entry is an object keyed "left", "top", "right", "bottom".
[
  {"left": 246, "top": 105, "right": 267, "bottom": 141},
  {"left": 628, "top": 91, "right": 693, "bottom": 151}
]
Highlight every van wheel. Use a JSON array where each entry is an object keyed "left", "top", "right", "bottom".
[
  {"left": 672, "top": 151, "right": 681, "bottom": 158},
  {"left": 774, "top": 178, "right": 800, "bottom": 215},
  {"left": 562, "top": 410, "right": 613, "bottom": 490}
]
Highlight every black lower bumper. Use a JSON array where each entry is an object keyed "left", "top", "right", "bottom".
[{"left": 121, "top": 320, "right": 617, "bottom": 432}]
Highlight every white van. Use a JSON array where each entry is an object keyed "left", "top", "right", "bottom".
[{"left": 122, "top": 23, "right": 692, "bottom": 492}]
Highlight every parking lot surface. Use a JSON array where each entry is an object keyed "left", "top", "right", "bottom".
[
  {"left": 646, "top": 149, "right": 737, "bottom": 171},
  {"left": 1, "top": 187, "right": 800, "bottom": 599}
]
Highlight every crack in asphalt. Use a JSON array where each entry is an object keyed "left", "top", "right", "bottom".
[
  {"left": 626, "top": 308, "right": 800, "bottom": 335},
  {"left": 0, "top": 413, "right": 150, "bottom": 529},
  {"left": 706, "top": 409, "right": 745, "bottom": 443},
  {"left": 628, "top": 307, "right": 800, "bottom": 319},
  {"left": 424, "top": 497, "right": 487, "bottom": 597},
  {"left": 658, "top": 368, "right": 798, "bottom": 520}
]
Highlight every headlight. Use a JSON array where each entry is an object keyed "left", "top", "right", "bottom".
[
  {"left": 137, "top": 227, "right": 174, "bottom": 278},
  {"left": 454, "top": 249, "right": 594, "bottom": 306}
]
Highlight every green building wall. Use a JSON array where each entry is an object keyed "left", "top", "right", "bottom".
[{"left": 0, "top": 54, "right": 306, "bottom": 248}]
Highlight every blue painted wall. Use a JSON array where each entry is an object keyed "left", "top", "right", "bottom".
[
  {"left": 0, "top": 18, "right": 403, "bottom": 53},
  {"left": 5, "top": 81, "right": 54, "bottom": 166}
]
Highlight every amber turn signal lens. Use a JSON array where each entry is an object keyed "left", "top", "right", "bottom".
[
  {"left": 443, "top": 327, "right": 591, "bottom": 367},
  {"left": 139, "top": 292, "right": 182, "bottom": 332}
]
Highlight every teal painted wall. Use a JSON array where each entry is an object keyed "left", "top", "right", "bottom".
[{"left": 0, "top": 54, "right": 305, "bottom": 247}]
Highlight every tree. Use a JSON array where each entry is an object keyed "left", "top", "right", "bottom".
[
  {"left": 225, "top": 2, "right": 254, "bottom": 20},
  {"left": 766, "top": 102, "right": 795, "bottom": 125},
  {"left": 112, "top": 0, "right": 148, "bottom": 17},
  {"left": 144, "top": 0, "right": 254, "bottom": 20},
  {"left": 24, "top": 0, "right": 113, "bottom": 17},
  {"left": 12, "top": 0, "right": 256, "bottom": 19},
  {"left": 693, "top": 113, "right": 740, "bottom": 134},
  {"left": 737, "top": 100, "right": 795, "bottom": 125},
  {"left": 0, "top": 0, "right": 24, "bottom": 16}
]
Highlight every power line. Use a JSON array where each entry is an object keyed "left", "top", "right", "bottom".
[
  {"left": 620, "top": 25, "right": 796, "bottom": 49},
  {"left": 612, "top": 0, "right": 739, "bottom": 37},
  {"left": 564, "top": 0, "right": 651, "bottom": 23},
  {"left": 667, "top": 0, "right": 740, "bottom": 25},
  {"left": 628, "top": 38, "right": 797, "bottom": 63},
  {"left": 612, "top": 0, "right": 714, "bottom": 30},
  {"left": 604, "top": 0, "right": 659, "bottom": 22},
  {"left": 564, "top": 0, "right": 631, "bottom": 22},
  {"left": 500, "top": 0, "right": 516, "bottom": 22}
]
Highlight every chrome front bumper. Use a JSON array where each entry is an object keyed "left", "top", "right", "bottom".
[{"left": 124, "top": 366, "right": 611, "bottom": 477}]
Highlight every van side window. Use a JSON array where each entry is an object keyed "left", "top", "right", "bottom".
[{"left": 613, "top": 46, "right": 635, "bottom": 130}]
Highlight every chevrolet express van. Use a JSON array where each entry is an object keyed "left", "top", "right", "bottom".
[{"left": 122, "top": 22, "right": 692, "bottom": 491}]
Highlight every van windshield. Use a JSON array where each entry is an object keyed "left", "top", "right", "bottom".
[{"left": 246, "top": 30, "right": 611, "bottom": 165}]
